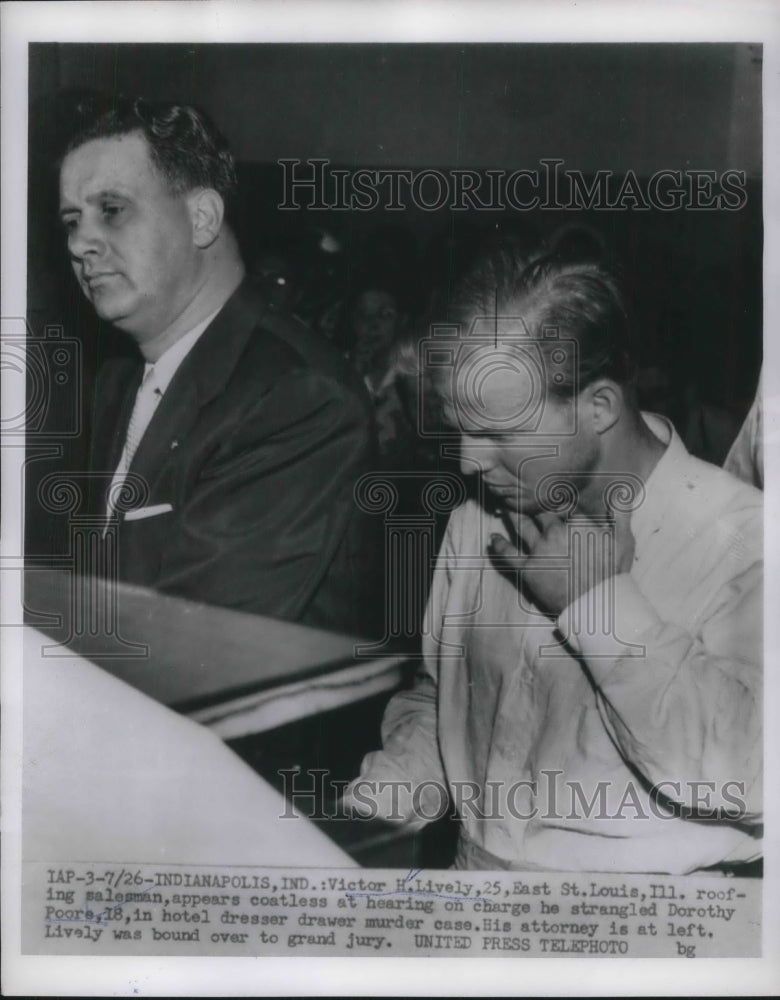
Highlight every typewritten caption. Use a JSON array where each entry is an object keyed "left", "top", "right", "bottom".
[{"left": 25, "top": 863, "right": 760, "bottom": 958}]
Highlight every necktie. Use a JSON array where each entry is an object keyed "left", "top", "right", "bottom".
[
  {"left": 105, "top": 368, "right": 162, "bottom": 523},
  {"left": 122, "top": 367, "right": 162, "bottom": 471}
]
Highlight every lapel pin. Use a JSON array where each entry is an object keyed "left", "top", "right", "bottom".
[{"left": 170, "top": 439, "right": 179, "bottom": 451}]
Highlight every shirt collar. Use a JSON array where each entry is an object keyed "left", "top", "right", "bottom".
[
  {"left": 143, "top": 305, "right": 223, "bottom": 395},
  {"left": 631, "top": 410, "right": 693, "bottom": 547}
]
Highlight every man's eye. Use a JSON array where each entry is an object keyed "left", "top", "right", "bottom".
[
  {"left": 61, "top": 217, "right": 78, "bottom": 233},
  {"left": 102, "top": 203, "right": 125, "bottom": 221}
]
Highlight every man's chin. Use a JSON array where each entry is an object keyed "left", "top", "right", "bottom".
[
  {"left": 90, "top": 296, "right": 133, "bottom": 327},
  {"left": 82, "top": 279, "right": 131, "bottom": 315}
]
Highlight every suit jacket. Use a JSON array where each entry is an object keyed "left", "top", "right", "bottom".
[{"left": 89, "top": 281, "right": 379, "bottom": 635}]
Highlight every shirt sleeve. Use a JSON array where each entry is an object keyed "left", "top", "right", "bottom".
[{"left": 556, "top": 563, "right": 762, "bottom": 824}]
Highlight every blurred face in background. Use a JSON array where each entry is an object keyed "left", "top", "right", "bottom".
[{"left": 352, "top": 289, "right": 403, "bottom": 378}]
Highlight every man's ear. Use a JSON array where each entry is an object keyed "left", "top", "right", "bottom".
[
  {"left": 187, "top": 188, "right": 225, "bottom": 249},
  {"left": 587, "top": 379, "right": 624, "bottom": 435}
]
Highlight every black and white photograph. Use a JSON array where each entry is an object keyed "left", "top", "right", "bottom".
[{"left": 2, "top": 1, "right": 778, "bottom": 996}]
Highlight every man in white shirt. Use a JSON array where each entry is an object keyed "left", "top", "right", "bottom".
[
  {"left": 58, "top": 96, "right": 375, "bottom": 631},
  {"left": 345, "top": 237, "right": 762, "bottom": 873}
]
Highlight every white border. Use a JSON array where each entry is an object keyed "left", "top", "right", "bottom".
[{"left": 2, "top": 1, "right": 779, "bottom": 996}]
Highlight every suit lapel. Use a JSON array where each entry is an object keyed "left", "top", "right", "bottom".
[{"left": 126, "top": 281, "right": 270, "bottom": 487}]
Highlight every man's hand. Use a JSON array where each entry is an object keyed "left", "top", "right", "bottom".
[{"left": 488, "top": 508, "right": 635, "bottom": 616}]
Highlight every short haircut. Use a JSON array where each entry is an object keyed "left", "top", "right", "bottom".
[
  {"left": 448, "top": 228, "right": 638, "bottom": 397},
  {"left": 61, "top": 95, "right": 238, "bottom": 210}
]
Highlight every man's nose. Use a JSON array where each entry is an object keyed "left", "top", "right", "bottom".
[{"left": 68, "top": 221, "right": 105, "bottom": 261}]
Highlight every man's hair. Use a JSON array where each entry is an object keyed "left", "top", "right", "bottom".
[
  {"left": 61, "top": 94, "right": 238, "bottom": 210},
  {"left": 448, "top": 227, "right": 638, "bottom": 396}
]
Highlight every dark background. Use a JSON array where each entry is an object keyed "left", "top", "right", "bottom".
[{"left": 26, "top": 42, "right": 763, "bottom": 544}]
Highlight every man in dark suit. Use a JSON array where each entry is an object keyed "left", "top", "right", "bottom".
[{"left": 58, "top": 97, "right": 376, "bottom": 634}]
